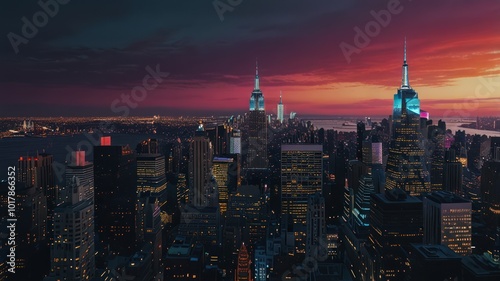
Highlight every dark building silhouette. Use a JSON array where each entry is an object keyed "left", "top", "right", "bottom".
[{"left": 368, "top": 189, "right": 423, "bottom": 281}]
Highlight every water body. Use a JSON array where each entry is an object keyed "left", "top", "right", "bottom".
[
  {"left": 308, "top": 119, "right": 500, "bottom": 137},
  {"left": 0, "top": 133, "right": 156, "bottom": 181}
]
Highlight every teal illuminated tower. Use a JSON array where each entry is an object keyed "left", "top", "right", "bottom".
[
  {"left": 386, "top": 40, "right": 430, "bottom": 196},
  {"left": 247, "top": 61, "right": 268, "bottom": 169}
]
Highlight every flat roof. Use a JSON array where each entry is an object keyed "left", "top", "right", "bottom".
[{"left": 281, "top": 144, "right": 323, "bottom": 152}]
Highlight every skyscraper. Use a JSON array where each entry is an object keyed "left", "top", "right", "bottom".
[
  {"left": 137, "top": 153, "right": 168, "bottom": 209},
  {"left": 64, "top": 151, "right": 94, "bottom": 203},
  {"left": 368, "top": 189, "right": 423, "bottom": 281},
  {"left": 247, "top": 62, "right": 268, "bottom": 169},
  {"left": 230, "top": 129, "right": 242, "bottom": 154},
  {"left": 94, "top": 137, "right": 136, "bottom": 255},
  {"left": 306, "top": 193, "right": 326, "bottom": 259},
  {"left": 16, "top": 153, "right": 55, "bottom": 206},
  {"left": 443, "top": 149, "right": 463, "bottom": 195},
  {"left": 189, "top": 123, "right": 215, "bottom": 208},
  {"left": 423, "top": 191, "right": 472, "bottom": 256},
  {"left": 386, "top": 40, "right": 430, "bottom": 196},
  {"left": 236, "top": 243, "right": 252, "bottom": 281},
  {"left": 213, "top": 157, "right": 233, "bottom": 216},
  {"left": 49, "top": 155, "right": 95, "bottom": 281},
  {"left": 277, "top": 92, "right": 284, "bottom": 124},
  {"left": 281, "top": 144, "right": 323, "bottom": 252}
]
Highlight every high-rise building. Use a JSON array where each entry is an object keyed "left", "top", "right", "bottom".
[
  {"left": 135, "top": 193, "right": 162, "bottom": 277},
  {"left": 277, "top": 92, "right": 284, "bottom": 124},
  {"left": 94, "top": 137, "right": 136, "bottom": 255},
  {"left": 137, "top": 154, "right": 167, "bottom": 194},
  {"left": 17, "top": 153, "right": 55, "bottom": 207},
  {"left": 281, "top": 144, "right": 323, "bottom": 253},
  {"left": 481, "top": 159, "right": 500, "bottom": 227},
  {"left": 368, "top": 189, "right": 423, "bottom": 281},
  {"left": 235, "top": 243, "right": 252, "bottom": 281},
  {"left": 189, "top": 123, "right": 215, "bottom": 208},
  {"left": 227, "top": 185, "right": 266, "bottom": 247},
  {"left": 306, "top": 193, "right": 326, "bottom": 259},
  {"left": 213, "top": 157, "right": 233, "bottom": 216},
  {"left": 247, "top": 62, "right": 268, "bottom": 169},
  {"left": 468, "top": 135, "right": 482, "bottom": 173},
  {"left": 429, "top": 121, "right": 446, "bottom": 191},
  {"left": 49, "top": 160, "right": 95, "bottom": 281},
  {"left": 443, "top": 149, "right": 463, "bottom": 195},
  {"left": 254, "top": 246, "right": 267, "bottom": 281},
  {"left": 164, "top": 237, "right": 205, "bottom": 280},
  {"left": 64, "top": 151, "right": 94, "bottom": 203},
  {"left": 230, "top": 129, "right": 242, "bottom": 154},
  {"left": 386, "top": 40, "right": 430, "bottom": 196},
  {"left": 406, "top": 244, "right": 462, "bottom": 281},
  {"left": 423, "top": 191, "right": 472, "bottom": 256}
]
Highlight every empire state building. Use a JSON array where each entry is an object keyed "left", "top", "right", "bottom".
[
  {"left": 385, "top": 40, "right": 430, "bottom": 196},
  {"left": 246, "top": 62, "right": 268, "bottom": 169}
]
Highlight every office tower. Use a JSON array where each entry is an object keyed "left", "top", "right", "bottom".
[
  {"left": 468, "top": 135, "right": 482, "bottom": 173},
  {"left": 334, "top": 143, "right": 349, "bottom": 218},
  {"left": 3, "top": 182, "right": 48, "bottom": 280},
  {"left": 176, "top": 173, "right": 188, "bottom": 205},
  {"left": 16, "top": 153, "right": 55, "bottom": 207},
  {"left": 429, "top": 121, "right": 446, "bottom": 191},
  {"left": 178, "top": 206, "right": 219, "bottom": 253},
  {"left": 230, "top": 129, "right": 242, "bottom": 154},
  {"left": 213, "top": 157, "right": 233, "bottom": 216},
  {"left": 443, "top": 149, "right": 463, "bottom": 195},
  {"left": 137, "top": 138, "right": 159, "bottom": 154},
  {"left": 135, "top": 193, "right": 162, "bottom": 277},
  {"left": 189, "top": 123, "right": 215, "bottom": 208},
  {"left": 491, "top": 137, "right": 500, "bottom": 160},
  {"left": 236, "top": 243, "right": 252, "bottom": 281},
  {"left": 64, "top": 151, "right": 94, "bottom": 203},
  {"left": 227, "top": 185, "right": 266, "bottom": 247},
  {"left": 423, "top": 191, "right": 472, "bottom": 256},
  {"left": 93, "top": 137, "right": 136, "bottom": 255},
  {"left": 386, "top": 41, "right": 430, "bottom": 196},
  {"left": 254, "top": 246, "right": 267, "bottom": 281},
  {"left": 353, "top": 174, "right": 376, "bottom": 236},
  {"left": 206, "top": 124, "right": 229, "bottom": 156},
  {"left": 50, "top": 172, "right": 95, "bottom": 280},
  {"left": 137, "top": 154, "right": 167, "bottom": 194},
  {"left": 247, "top": 62, "right": 268, "bottom": 169},
  {"left": 406, "top": 244, "right": 461, "bottom": 281},
  {"left": 165, "top": 237, "right": 205, "bottom": 280},
  {"left": 306, "top": 193, "right": 326, "bottom": 259},
  {"left": 277, "top": 92, "right": 284, "bottom": 124},
  {"left": 281, "top": 144, "right": 322, "bottom": 253},
  {"left": 356, "top": 121, "right": 366, "bottom": 161},
  {"left": 368, "top": 189, "right": 423, "bottom": 281},
  {"left": 481, "top": 159, "right": 500, "bottom": 227}
]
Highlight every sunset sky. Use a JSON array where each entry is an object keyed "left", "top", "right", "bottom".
[{"left": 1, "top": 0, "right": 500, "bottom": 117}]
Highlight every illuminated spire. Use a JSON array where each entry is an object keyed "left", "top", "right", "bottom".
[
  {"left": 401, "top": 37, "right": 410, "bottom": 89},
  {"left": 279, "top": 90, "right": 282, "bottom": 104},
  {"left": 254, "top": 60, "right": 260, "bottom": 90}
]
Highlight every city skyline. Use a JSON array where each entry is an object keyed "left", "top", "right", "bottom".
[{"left": 2, "top": 1, "right": 500, "bottom": 117}]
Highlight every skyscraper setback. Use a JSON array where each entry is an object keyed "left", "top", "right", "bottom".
[{"left": 386, "top": 40, "right": 430, "bottom": 196}]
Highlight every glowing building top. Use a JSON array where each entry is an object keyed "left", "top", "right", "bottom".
[{"left": 249, "top": 61, "right": 265, "bottom": 111}]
